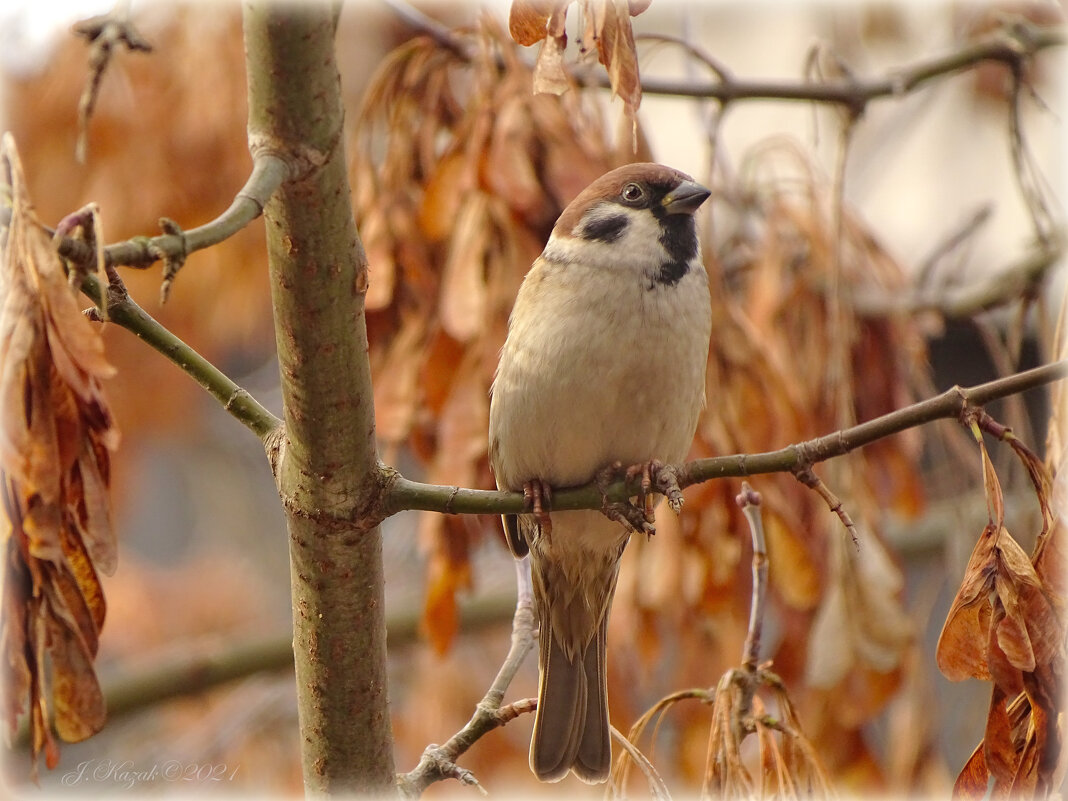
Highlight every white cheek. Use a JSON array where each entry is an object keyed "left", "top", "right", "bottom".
[
  {"left": 612, "top": 213, "right": 668, "bottom": 267},
  {"left": 544, "top": 211, "right": 669, "bottom": 276}
]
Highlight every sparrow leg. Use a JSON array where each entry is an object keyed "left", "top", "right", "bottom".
[
  {"left": 596, "top": 462, "right": 655, "bottom": 535},
  {"left": 624, "top": 461, "right": 656, "bottom": 520},
  {"left": 523, "top": 479, "right": 553, "bottom": 540}
]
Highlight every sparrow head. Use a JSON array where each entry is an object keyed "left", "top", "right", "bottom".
[{"left": 545, "top": 163, "right": 710, "bottom": 286}]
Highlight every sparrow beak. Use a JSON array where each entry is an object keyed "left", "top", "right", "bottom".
[{"left": 661, "top": 180, "right": 711, "bottom": 215}]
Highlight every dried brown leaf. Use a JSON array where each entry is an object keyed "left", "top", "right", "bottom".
[
  {"left": 46, "top": 604, "right": 105, "bottom": 742},
  {"left": 0, "top": 135, "right": 117, "bottom": 771},
  {"left": 532, "top": 8, "right": 571, "bottom": 96},
  {"left": 591, "top": 0, "right": 642, "bottom": 114},
  {"left": 418, "top": 153, "right": 476, "bottom": 243},
  {"left": 806, "top": 532, "right": 911, "bottom": 725},
  {"left": 371, "top": 314, "right": 426, "bottom": 444},
  {"left": 978, "top": 433, "right": 1005, "bottom": 526},
  {"left": 764, "top": 511, "right": 821, "bottom": 610},
  {"left": 508, "top": 0, "right": 562, "bottom": 46},
  {"left": 990, "top": 533, "right": 1056, "bottom": 675},
  {"left": 439, "top": 194, "right": 492, "bottom": 343},
  {"left": 953, "top": 741, "right": 993, "bottom": 800},
  {"left": 485, "top": 94, "right": 555, "bottom": 227},
  {"left": 420, "top": 520, "right": 473, "bottom": 656},
  {"left": 360, "top": 205, "right": 397, "bottom": 311},
  {"left": 936, "top": 523, "right": 998, "bottom": 681}
]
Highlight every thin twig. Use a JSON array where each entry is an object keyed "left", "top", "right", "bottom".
[
  {"left": 72, "top": 4, "right": 153, "bottom": 163},
  {"left": 397, "top": 559, "right": 538, "bottom": 797},
  {"left": 610, "top": 725, "right": 672, "bottom": 801},
  {"left": 915, "top": 203, "right": 993, "bottom": 287},
  {"left": 53, "top": 152, "right": 289, "bottom": 276},
  {"left": 792, "top": 467, "right": 861, "bottom": 549},
  {"left": 80, "top": 274, "right": 282, "bottom": 441},
  {"left": 735, "top": 484, "right": 767, "bottom": 670},
  {"left": 849, "top": 236, "right": 1064, "bottom": 318}
]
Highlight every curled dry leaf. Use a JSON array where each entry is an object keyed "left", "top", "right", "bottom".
[
  {"left": 806, "top": 527, "right": 912, "bottom": 726},
  {"left": 936, "top": 523, "right": 999, "bottom": 683},
  {"left": 0, "top": 135, "right": 118, "bottom": 773},
  {"left": 532, "top": 6, "right": 570, "bottom": 96},
  {"left": 937, "top": 420, "right": 1067, "bottom": 797},
  {"left": 587, "top": 0, "right": 642, "bottom": 116},
  {"left": 508, "top": 0, "right": 561, "bottom": 47},
  {"left": 439, "top": 194, "right": 491, "bottom": 343},
  {"left": 509, "top": 0, "right": 644, "bottom": 118}
]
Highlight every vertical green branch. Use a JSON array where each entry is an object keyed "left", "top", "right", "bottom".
[{"left": 242, "top": 3, "right": 395, "bottom": 796}]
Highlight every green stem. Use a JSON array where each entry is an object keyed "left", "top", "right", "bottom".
[{"left": 98, "top": 286, "right": 281, "bottom": 440}]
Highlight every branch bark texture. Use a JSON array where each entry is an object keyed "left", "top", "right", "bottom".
[{"left": 243, "top": 4, "right": 394, "bottom": 796}]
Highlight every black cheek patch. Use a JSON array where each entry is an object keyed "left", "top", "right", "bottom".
[{"left": 580, "top": 213, "right": 629, "bottom": 243}]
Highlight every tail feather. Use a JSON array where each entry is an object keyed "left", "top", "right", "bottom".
[
  {"left": 530, "top": 617, "right": 611, "bottom": 783},
  {"left": 572, "top": 617, "right": 611, "bottom": 783}
]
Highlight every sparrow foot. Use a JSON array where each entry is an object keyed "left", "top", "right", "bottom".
[
  {"left": 624, "top": 459, "right": 685, "bottom": 515},
  {"left": 649, "top": 460, "right": 685, "bottom": 514},
  {"left": 596, "top": 461, "right": 656, "bottom": 535},
  {"left": 523, "top": 479, "right": 553, "bottom": 540}
]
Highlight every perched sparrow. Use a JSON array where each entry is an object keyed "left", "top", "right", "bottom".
[{"left": 488, "top": 163, "right": 712, "bottom": 783}]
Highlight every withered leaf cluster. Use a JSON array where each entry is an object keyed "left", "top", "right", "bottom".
[
  {"left": 936, "top": 418, "right": 1066, "bottom": 798},
  {"left": 509, "top": 0, "right": 649, "bottom": 115},
  {"left": 0, "top": 137, "right": 119, "bottom": 773}
]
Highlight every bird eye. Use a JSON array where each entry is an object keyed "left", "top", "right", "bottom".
[{"left": 620, "top": 183, "right": 645, "bottom": 203}]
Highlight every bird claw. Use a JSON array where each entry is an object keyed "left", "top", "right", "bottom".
[
  {"left": 523, "top": 479, "right": 553, "bottom": 540},
  {"left": 596, "top": 461, "right": 654, "bottom": 535},
  {"left": 650, "top": 461, "right": 685, "bottom": 514},
  {"left": 601, "top": 497, "right": 656, "bottom": 536},
  {"left": 595, "top": 460, "right": 686, "bottom": 535}
]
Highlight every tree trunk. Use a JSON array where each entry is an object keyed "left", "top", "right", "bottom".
[{"left": 243, "top": 4, "right": 396, "bottom": 795}]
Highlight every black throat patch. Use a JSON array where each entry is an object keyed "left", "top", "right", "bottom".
[
  {"left": 654, "top": 260, "right": 690, "bottom": 287},
  {"left": 657, "top": 215, "right": 698, "bottom": 262},
  {"left": 648, "top": 214, "right": 697, "bottom": 287}
]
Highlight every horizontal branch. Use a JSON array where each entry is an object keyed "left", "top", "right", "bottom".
[
  {"left": 628, "top": 22, "right": 1065, "bottom": 110},
  {"left": 385, "top": 360, "right": 1067, "bottom": 517},
  {"left": 56, "top": 152, "right": 288, "bottom": 270},
  {"left": 850, "top": 235, "right": 1064, "bottom": 318},
  {"left": 9, "top": 594, "right": 518, "bottom": 747},
  {"left": 384, "top": 1, "right": 1064, "bottom": 112}
]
